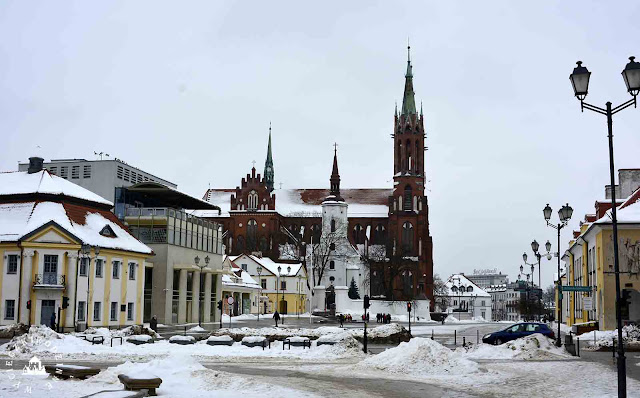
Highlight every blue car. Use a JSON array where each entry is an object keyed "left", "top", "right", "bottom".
[{"left": 482, "top": 322, "right": 555, "bottom": 345}]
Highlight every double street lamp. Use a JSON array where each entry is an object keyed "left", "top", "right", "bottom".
[
  {"left": 194, "top": 255, "right": 209, "bottom": 327},
  {"left": 543, "top": 203, "right": 573, "bottom": 347},
  {"left": 524, "top": 240, "right": 553, "bottom": 320},
  {"left": 570, "top": 57, "right": 640, "bottom": 398},
  {"left": 256, "top": 266, "right": 263, "bottom": 321}
]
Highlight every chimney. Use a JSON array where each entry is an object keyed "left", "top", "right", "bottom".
[{"left": 27, "top": 157, "right": 44, "bottom": 174}]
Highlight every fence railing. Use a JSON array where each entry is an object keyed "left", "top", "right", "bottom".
[{"left": 33, "top": 274, "right": 66, "bottom": 286}]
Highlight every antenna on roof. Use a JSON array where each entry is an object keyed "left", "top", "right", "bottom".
[{"left": 94, "top": 151, "right": 110, "bottom": 160}]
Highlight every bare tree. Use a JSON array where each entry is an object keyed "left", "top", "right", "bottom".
[
  {"left": 433, "top": 273, "right": 450, "bottom": 312},
  {"left": 308, "top": 220, "right": 348, "bottom": 286}
]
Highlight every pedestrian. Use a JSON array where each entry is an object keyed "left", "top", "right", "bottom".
[
  {"left": 50, "top": 312, "right": 56, "bottom": 330},
  {"left": 273, "top": 310, "right": 281, "bottom": 327},
  {"left": 150, "top": 315, "right": 158, "bottom": 333},
  {"left": 339, "top": 314, "right": 344, "bottom": 328},
  {"left": 366, "top": 312, "right": 370, "bottom": 322}
]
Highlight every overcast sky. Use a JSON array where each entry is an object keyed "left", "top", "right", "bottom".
[{"left": 2, "top": 1, "right": 639, "bottom": 288}]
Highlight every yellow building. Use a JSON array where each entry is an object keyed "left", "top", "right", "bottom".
[
  {"left": 563, "top": 188, "right": 640, "bottom": 330},
  {"left": 0, "top": 158, "right": 153, "bottom": 331},
  {"left": 226, "top": 254, "right": 307, "bottom": 315}
]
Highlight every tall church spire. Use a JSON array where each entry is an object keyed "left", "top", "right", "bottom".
[
  {"left": 328, "top": 143, "right": 343, "bottom": 202},
  {"left": 264, "top": 123, "right": 275, "bottom": 192},
  {"left": 401, "top": 44, "right": 416, "bottom": 116}
]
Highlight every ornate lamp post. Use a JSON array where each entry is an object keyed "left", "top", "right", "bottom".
[
  {"left": 569, "top": 58, "right": 640, "bottom": 397},
  {"left": 256, "top": 266, "right": 262, "bottom": 321},
  {"left": 277, "top": 265, "right": 281, "bottom": 315},
  {"left": 297, "top": 274, "right": 302, "bottom": 319},
  {"left": 194, "top": 256, "right": 207, "bottom": 327},
  {"left": 543, "top": 203, "right": 573, "bottom": 346}
]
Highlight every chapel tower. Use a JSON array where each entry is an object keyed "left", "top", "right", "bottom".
[{"left": 264, "top": 124, "right": 275, "bottom": 193}]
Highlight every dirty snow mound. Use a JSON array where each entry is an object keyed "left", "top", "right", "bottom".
[
  {"left": 358, "top": 338, "right": 478, "bottom": 375},
  {"left": 2, "top": 325, "right": 62, "bottom": 354}
]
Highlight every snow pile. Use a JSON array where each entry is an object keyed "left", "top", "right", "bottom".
[
  {"left": 462, "top": 334, "right": 572, "bottom": 360},
  {"left": 170, "top": 335, "right": 196, "bottom": 342},
  {"left": 207, "top": 335, "right": 234, "bottom": 342},
  {"left": 0, "top": 323, "right": 27, "bottom": 338},
  {"left": 444, "top": 316, "right": 460, "bottom": 324},
  {"left": 128, "top": 334, "right": 153, "bottom": 342},
  {"left": 187, "top": 326, "right": 207, "bottom": 333},
  {"left": 579, "top": 324, "right": 640, "bottom": 349},
  {"left": 316, "top": 331, "right": 353, "bottom": 344},
  {"left": 242, "top": 336, "right": 267, "bottom": 344},
  {"left": 2, "top": 325, "right": 62, "bottom": 354},
  {"left": 358, "top": 338, "right": 478, "bottom": 375}
]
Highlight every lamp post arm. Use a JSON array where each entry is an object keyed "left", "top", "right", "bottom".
[
  {"left": 581, "top": 101, "right": 608, "bottom": 115},
  {"left": 611, "top": 97, "right": 637, "bottom": 115}
]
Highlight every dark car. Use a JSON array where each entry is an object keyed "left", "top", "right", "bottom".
[{"left": 482, "top": 322, "right": 555, "bottom": 345}]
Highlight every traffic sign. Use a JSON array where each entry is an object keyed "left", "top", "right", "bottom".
[
  {"left": 561, "top": 285, "right": 591, "bottom": 292},
  {"left": 227, "top": 296, "right": 235, "bottom": 305}
]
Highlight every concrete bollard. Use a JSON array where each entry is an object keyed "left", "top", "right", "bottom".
[{"left": 454, "top": 330, "right": 457, "bottom": 346}]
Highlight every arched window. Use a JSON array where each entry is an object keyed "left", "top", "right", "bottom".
[
  {"left": 236, "top": 235, "right": 245, "bottom": 253},
  {"left": 311, "top": 224, "right": 321, "bottom": 242},
  {"left": 247, "top": 219, "right": 258, "bottom": 250},
  {"left": 403, "top": 186, "right": 412, "bottom": 211},
  {"left": 259, "top": 236, "right": 268, "bottom": 252},
  {"left": 330, "top": 219, "right": 336, "bottom": 233},
  {"left": 401, "top": 222, "right": 414, "bottom": 254},
  {"left": 329, "top": 243, "right": 336, "bottom": 251},
  {"left": 467, "top": 286, "right": 473, "bottom": 293},
  {"left": 373, "top": 224, "right": 386, "bottom": 245},
  {"left": 415, "top": 140, "right": 420, "bottom": 172},
  {"left": 451, "top": 286, "right": 458, "bottom": 293},
  {"left": 329, "top": 261, "right": 335, "bottom": 270},
  {"left": 406, "top": 139, "right": 412, "bottom": 172},
  {"left": 248, "top": 190, "right": 258, "bottom": 210},
  {"left": 352, "top": 224, "right": 364, "bottom": 244},
  {"left": 398, "top": 140, "right": 403, "bottom": 171}
]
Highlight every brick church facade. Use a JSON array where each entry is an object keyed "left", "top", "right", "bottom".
[{"left": 200, "top": 48, "right": 434, "bottom": 306}]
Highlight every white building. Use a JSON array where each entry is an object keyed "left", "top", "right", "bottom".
[{"left": 444, "top": 274, "right": 492, "bottom": 321}]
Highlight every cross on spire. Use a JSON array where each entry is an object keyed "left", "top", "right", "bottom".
[
  {"left": 251, "top": 160, "right": 256, "bottom": 168},
  {"left": 333, "top": 142, "right": 338, "bottom": 152}
]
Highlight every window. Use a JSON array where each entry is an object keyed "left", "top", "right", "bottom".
[
  {"left": 331, "top": 219, "right": 336, "bottom": 233},
  {"left": 329, "top": 243, "right": 336, "bottom": 251},
  {"left": 95, "top": 259, "right": 103, "bottom": 277},
  {"left": 247, "top": 219, "right": 258, "bottom": 251},
  {"left": 60, "top": 166, "right": 68, "bottom": 179},
  {"left": 281, "top": 281, "right": 286, "bottom": 290},
  {"left": 7, "top": 254, "right": 18, "bottom": 274},
  {"left": 93, "top": 302, "right": 101, "bottom": 321},
  {"left": 241, "top": 263, "right": 248, "bottom": 271},
  {"left": 49, "top": 166, "right": 57, "bottom": 175},
  {"left": 401, "top": 222, "right": 414, "bottom": 254},
  {"left": 509, "top": 324, "right": 524, "bottom": 332},
  {"left": 4, "top": 300, "right": 15, "bottom": 320},
  {"left": 261, "top": 279, "right": 267, "bottom": 289},
  {"left": 481, "top": 300, "right": 485, "bottom": 306},
  {"left": 127, "top": 303, "right": 134, "bottom": 321},
  {"left": 110, "top": 302, "right": 118, "bottom": 321},
  {"left": 77, "top": 301, "right": 86, "bottom": 321},
  {"left": 131, "top": 171, "right": 137, "bottom": 183},
  {"left": 352, "top": 224, "right": 364, "bottom": 244},
  {"left": 373, "top": 224, "right": 386, "bottom": 245},
  {"left": 451, "top": 286, "right": 458, "bottom": 293},
  {"left": 525, "top": 324, "right": 540, "bottom": 332},
  {"left": 248, "top": 190, "right": 258, "bottom": 210},
  {"left": 124, "top": 168, "right": 130, "bottom": 182},
  {"left": 79, "top": 258, "right": 88, "bottom": 276},
  {"left": 466, "top": 286, "right": 473, "bottom": 293},
  {"left": 329, "top": 261, "right": 335, "bottom": 270},
  {"left": 44, "top": 255, "right": 58, "bottom": 282},
  {"left": 72, "top": 165, "right": 79, "bottom": 179},
  {"left": 128, "top": 262, "right": 136, "bottom": 280},
  {"left": 83, "top": 165, "right": 91, "bottom": 178},
  {"left": 481, "top": 311, "right": 486, "bottom": 319},
  {"left": 117, "top": 166, "right": 124, "bottom": 179},
  {"left": 112, "top": 261, "right": 120, "bottom": 279},
  {"left": 453, "top": 300, "right": 457, "bottom": 306},
  {"left": 403, "top": 185, "right": 412, "bottom": 211}
]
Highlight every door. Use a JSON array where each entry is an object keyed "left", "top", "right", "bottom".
[{"left": 40, "top": 300, "right": 56, "bottom": 327}]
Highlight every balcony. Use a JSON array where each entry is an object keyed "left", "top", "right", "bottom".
[{"left": 33, "top": 274, "right": 66, "bottom": 289}]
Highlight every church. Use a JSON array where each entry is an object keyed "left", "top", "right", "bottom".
[{"left": 199, "top": 48, "right": 434, "bottom": 314}]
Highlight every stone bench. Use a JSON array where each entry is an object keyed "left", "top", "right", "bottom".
[
  {"left": 207, "top": 336, "right": 234, "bottom": 346},
  {"left": 169, "top": 335, "right": 196, "bottom": 345},
  {"left": 118, "top": 374, "right": 163, "bottom": 397},
  {"left": 45, "top": 364, "right": 101, "bottom": 380},
  {"left": 283, "top": 337, "right": 311, "bottom": 349},
  {"left": 80, "top": 335, "right": 105, "bottom": 345},
  {"left": 241, "top": 336, "right": 270, "bottom": 350},
  {"left": 127, "top": 335, "right": 154, "bottom": 345},
  {"left": 316, "top": 340, "right": 337, "bottom": 346}
]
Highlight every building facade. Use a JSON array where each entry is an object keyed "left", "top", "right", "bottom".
[
  {"left": 443, "top": 274, "right": 492, "bottom": 321},
  {"left": 466, "top": 269, "right": 508, "bottom": 289},
  {"left": 1, "top": 158, "right": 153, "bottom": 331},
  {"left": 18, "top": 158, "right": 175, "bottom": 204},
  {"left": 200, "top": 48, "right": 434, "bottom": 310}
]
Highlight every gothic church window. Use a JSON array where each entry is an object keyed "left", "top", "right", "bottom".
[
  {"left": 401, "top": 222, "right": 414, "bottom": 254},
  {"left": 403, "top": 186, "right": 412, "bottom": 211},
  {"left": 236, "top": 235, "right": 245, "bottom": 253},
  {"left": 248, "top": 190, "right": 258, "bottom": 210},
  {"left": 373, "top": 224, "right": 387, "bottom": 245},
  {"left": 352, "top": 224, "right": 364, "bottom": 244},
  {"left": 247, "top": 219, "right": 258, "bottom": 251},
  {"left": 311, "top": 224, "right": 321, "bottom": 242}
]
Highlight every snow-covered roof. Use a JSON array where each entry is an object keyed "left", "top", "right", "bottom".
[
  {"left": 0, "top": 170, "right": 112, "bottom": 206},
  {"left": 594, "top": 186, "right": 640, "bottom": 225},
  {"left": 445, "top": 274, "right": 490, "bottom": 297},
  {"left": 200, "top": 188, "right": 391, "bottom": 218},
  {"left": 0, "top": 201, "right": 152, "bottom": 254},
  {"left": 226, "top": 254, "right": 303, "bottom": 277},
  {"left": 221, "top": 270, "right": 260, "bottom": 289}
]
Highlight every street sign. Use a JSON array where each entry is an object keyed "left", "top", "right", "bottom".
[
  {"left": 227, "top": 297, "right": 235, "bottom": 305},
  {"left": 561, "top": 285, "right": 591, "bottom": 292}
]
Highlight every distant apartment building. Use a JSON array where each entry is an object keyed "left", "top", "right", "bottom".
[
  {"left": 18, "top": 158, "right": 175, "bottom": 203},
  {"left": 466, "top": 269, "right": 508, "bottom": 289}
]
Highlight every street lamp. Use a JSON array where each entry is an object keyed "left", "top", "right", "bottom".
[
  {"left": 256, "top": 266, "right": 262, "bottom": 321},
  {"left": 543, "top": 203, "right": 573, "bottom": 347},
  {"left": 277, "top": 265, "right": 281, "bottom": 316},
  {"left": 570, "top": 58, "right": 639, "bottom": 397},
  {"left": 297, "top": 274, "right": 302, "bottom": 319}
]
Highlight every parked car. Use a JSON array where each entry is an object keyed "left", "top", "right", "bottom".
[{"left": 482, "top": 322, "right": 555, "bottom": 345}]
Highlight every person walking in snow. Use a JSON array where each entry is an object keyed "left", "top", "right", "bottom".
[
  {"left": 273, "top": 310, "right": 281, "bottom": 327},
  {"left": 50, "top": 312, "right": 56, "bottom": 331},
  {"left": 339, "top": 314, "right": 344, "bottom": 328}
]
